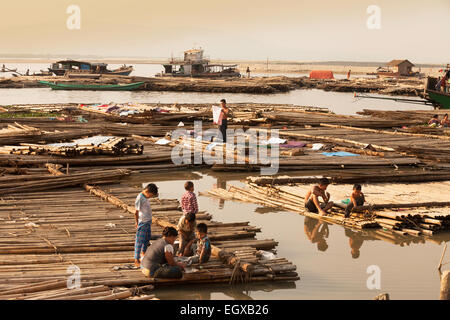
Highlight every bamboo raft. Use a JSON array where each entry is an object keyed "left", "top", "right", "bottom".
[
  {"left": 0, "top": 167, "right": 298, "bottom": 299},
  {"left": 202, "top": 180, "right": 450, "bottom": 237}
]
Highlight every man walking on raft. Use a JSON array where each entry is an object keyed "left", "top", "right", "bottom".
[{"left": 304, "top": 178, "right": 334, "bottom": 216}]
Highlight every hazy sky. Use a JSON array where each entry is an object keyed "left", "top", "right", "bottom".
[{"left": 1, "top": 0, "right": 449, "bottom": 63}]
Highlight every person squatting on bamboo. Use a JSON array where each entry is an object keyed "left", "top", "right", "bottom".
[
  {"left": 186, "top": 223, "right": 212, "bottom": 265},
  {"left": 180, "top": 181, "right": 198, "bottom": 216},
  {"left": 428, "top": 114, "right": 440, "bottom": 127},
  {"left": 141, "top": 227, "right": 185, "bottom": 279},
  {"left": 345, "top": 184, "right": 365, "bottom": 218},
  {"left": 177, "top": 212, "right": 197, "bottom": 257},
  {"left": 304, "top": 177, "right": 334, "bottom": 216},
  {"left": 134, "top": 183, "right": 158, "bottom": 267}
]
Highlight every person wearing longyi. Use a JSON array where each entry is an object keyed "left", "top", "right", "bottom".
[
  {"left": 304, "top": 177, "right": 334, "bottom": 216},
  {"left": 133, "top": 183, "right": 158, "bottom": 267}
]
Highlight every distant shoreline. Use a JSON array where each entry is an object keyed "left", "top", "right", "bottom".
[{"left": 0, "top": 58, "right": 445, "bottom": 76}]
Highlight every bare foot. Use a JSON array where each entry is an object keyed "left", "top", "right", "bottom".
[{"left": 134, "top": 260, "right": 140, "bottom": 268}]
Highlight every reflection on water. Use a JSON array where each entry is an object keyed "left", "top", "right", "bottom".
[
  {"left": 304, "top": 218, "right": 330, "bottom": 252},
  {"left": 124, "top": 169, "right": 450, "bottom": 299},
  {"left": 154, "top": 282, "right": 296, "bottom": 300},
  {"left": 345, "top": 229, "right": 365, "bottom": 259}
]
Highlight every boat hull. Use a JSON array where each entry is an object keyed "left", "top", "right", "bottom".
[
  {"left": 427, "top": 90, "right": 450, "bottom": 109},
  {"left": 39, "top": 81, "right": 145, "bottom": 91}
]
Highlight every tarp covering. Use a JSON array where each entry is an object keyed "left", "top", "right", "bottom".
[
  {"left": 309, "top": 70, "right": 334, "bottom": 79},
  {"left": 47, "top": 136, "right": 114, "bottom": 147}
]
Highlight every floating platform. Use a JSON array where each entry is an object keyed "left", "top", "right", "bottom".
[{"left": 0, "top": 179, "right": 298, "bottom": 300}]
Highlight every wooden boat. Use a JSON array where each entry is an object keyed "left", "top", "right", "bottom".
[
  {"left": 39, "top": 81, "right": 145, "bottom": 91},
  {"left": 425, "top": 76, "right": 450, "bottom": 109},
  {"left": 48, "top": 60, "right": 133, "bottom": 76}
]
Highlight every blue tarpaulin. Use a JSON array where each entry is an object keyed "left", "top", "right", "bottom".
[{"left": 321, "top": 151, "right": 359, "bottom": 157}]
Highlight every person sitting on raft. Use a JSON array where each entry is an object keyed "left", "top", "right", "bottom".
[
  {"left": 177, "top": 212, "right": 197, "bottom": 257},
  {"left": 441, "top": 114, "right": 449, "bottom": 128},
  {"left": 141, "top": 226, "right": 186, "bottom": 279},
  {"left": 428, "top": 114, "right": 440, "bottom": 127},
  {"left": 345, "top": 184, "right": 365, "bottom": 218},
  {"left": 187, "top": 223, "right": 212, "bottom": 265},
  {"left": 304, "top": 177, "right": 334, "bottom": 216}
]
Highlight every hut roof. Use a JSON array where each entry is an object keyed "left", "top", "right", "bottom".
[{"left": 387, "top": 59, "right": 414, "bottom": 67}]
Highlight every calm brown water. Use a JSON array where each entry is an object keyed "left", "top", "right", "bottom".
[{"left": 125, "top": 170, "right": 449, "bottom": 300}]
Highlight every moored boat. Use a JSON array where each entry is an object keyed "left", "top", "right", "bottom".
[
  {"left": 38, "top": 81, "right": 145, "bottom": 91},
  {"left": 425, "top": 72, "right": 450, "bottom": 109},
  {"left": 48, "top": 60, "right": 133, "bottom": 76}
]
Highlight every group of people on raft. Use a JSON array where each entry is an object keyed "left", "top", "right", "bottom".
[{"left": 133, "top": 181, "right": 210, "bottom": 279}]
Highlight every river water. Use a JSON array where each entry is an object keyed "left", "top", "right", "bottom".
[
  {"left": 1, "top": 62, "right": 442, "bottom": 300},
  {"left": 0, "top": 62, "right": 431, "bottom": 115}
]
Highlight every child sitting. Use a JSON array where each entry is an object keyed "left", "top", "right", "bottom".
[
  {"left": 187, "top": 223, "right": 211, "bottom": 265},
  {"left": 345, "top": 184, "right": 365, "bottom": 218}
]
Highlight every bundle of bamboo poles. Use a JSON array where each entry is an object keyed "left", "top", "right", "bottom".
[
  {"left": 0, "top": 122, "right": 40, "bottom": 137},
  {"left": 0, "top": 168, "right": 130, "bottom": 195},
  {"left": 369, "top": 209, "right": 450, "bottom": 237},
  {"left": 0, "top": 137, "right": 143, "bottom": 157}
]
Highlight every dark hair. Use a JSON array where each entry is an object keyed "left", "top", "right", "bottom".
[
  {"left": 319, "top": 177, "right": 330, "bottom": 186},
  {"left": 317, "top": 240, "right": 328, "bottom": 252},
  {"left": 433, "top": 114, "right": 438, "bottom": 118},
  {"left": 353, "top": 184, "right": 362, "bottom": 191},
  {"left": 185, "top": 212, "right": 196, "bottom": 222},
  {"left": 352, "top": 250, "right": 360, "bottom": 259},
  {"left": 220, "top": 99, "right": 226, "bottom": 104},
  {"left": 445, "top": 114, "right": 448, "bottom": 118},
  {"left": 162, "top": 226, "right": 178, "bottom": 237},
  {"left": 184, "top": 181, "right": 194, "bottom": 191},
  {"left": 196, "top": 223, "right": 208, "bottom": 234},
  {"left": 145, "top": 183, "right": 158, "bottom": 195}
]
